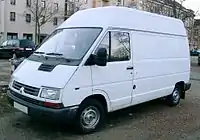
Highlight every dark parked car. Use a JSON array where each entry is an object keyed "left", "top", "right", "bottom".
[
  {"left": 10, "top": 44, "right": 39, "bottom": 74},
  {"left": 0, "top": 39, "right": 36, "bottom": 59},
  {"left": 190, "top": 49, "right": 200, "bottom": 56},
  {"left": 198, "top": 54, "right": 200, "bottom": 65}
]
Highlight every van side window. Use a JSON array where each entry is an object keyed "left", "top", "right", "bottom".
[
  {"left": 110, "top": 31, "right": 131, "bottom": 62},
  {"left": 97, "top": 31, "right": 131, "bottom": 62}
]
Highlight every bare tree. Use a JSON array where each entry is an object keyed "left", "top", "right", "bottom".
[
  {"left": 25, "top": 0, "right": 61, "bottom": 44},
  {"left": 142, "top": 0, "right": 194, "bottom": 21},
  {"left": 64, "top": 0, "right": 85, "bottom": 20}
]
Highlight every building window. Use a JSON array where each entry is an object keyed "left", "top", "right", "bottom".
[
  {"left": 41, "top": 0, "right": 46, "bottom": 8},
  {"left": 26, "top": 14, "right": 31, "bottom": 23},
  {"left": 117, "top": 0, "right": 121, "bottom": 6},
  {"left": 27, "top": 0, "right": 31, "bottom": 7},
  {"left": 10, "top": 0, "right": 16, "bottom": 5},
  {"left": 10, "top": 12, "right": 16, "bottom": 21},
  {"left": 41, "top": 15, "right": 45, "bottom": 23},
  {"left": 54, "top": 3, "right": 58, "bottom": 11},
  {"left": 7, "top": 33, "right": 18, "bottom": 40},
  {"left": 53, "top": 17, "right": 58, "bottom": 26},
  {"left": 23, "top": 33, "right": 33, "bottom": 40}
]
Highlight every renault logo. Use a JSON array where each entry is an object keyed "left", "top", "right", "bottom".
[{"left": 20, "top": 87, "right": 25, "bottom": 94}]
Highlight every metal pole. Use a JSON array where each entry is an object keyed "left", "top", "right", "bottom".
[
  {"left": 122, "top": 0, "right": 125, "bottom": 6},
  {"left": 35, "top": 0, "right": 39, "bottom": 44}
]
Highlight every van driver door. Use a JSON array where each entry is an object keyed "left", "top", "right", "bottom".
[{"left": 91, "top": 30, "right": 134, "bottom": 111}]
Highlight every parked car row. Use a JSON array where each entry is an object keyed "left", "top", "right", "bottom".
[{"left": 0, "top": 39, "right": 36, "bottom": 59}]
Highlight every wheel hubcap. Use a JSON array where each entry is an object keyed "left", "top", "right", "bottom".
[
  {"left": 81, "top": 106, "right": 100, "bottom": 129},
  {"left": 173, "top": 90, "right": 180, "bottom": 103}
]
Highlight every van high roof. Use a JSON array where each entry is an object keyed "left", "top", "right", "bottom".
[{"left": 58, "top": 6, "right": 187, "bottom": 36}]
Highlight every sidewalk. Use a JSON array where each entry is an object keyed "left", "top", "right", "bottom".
[
  {"left": 0, "top": 60, "right": 10, "bottom": 89},
  {"left": 190, "top": 56, "right": 200, "bottom": 81},
  {"left": 190, "top": 71, "right": 200, "bottom": 81}
]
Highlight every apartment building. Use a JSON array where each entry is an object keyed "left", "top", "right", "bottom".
[
  {"left": 0, "top": 0, "right": 195, "bottom": 45},
  {"left": 0, "top": 0, "right": 65, "bottom": 44},
  {"left": 192, "top": 19, "right": 200, "bottom": 49}
]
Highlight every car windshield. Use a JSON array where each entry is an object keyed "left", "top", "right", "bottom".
[
  {"left": 35, "top": 28, "right": 102, "bottom": 60},
  {"left": 1, "top": 41, "right": 7, "bottom": 47}
]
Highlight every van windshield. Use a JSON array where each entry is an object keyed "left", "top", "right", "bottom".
[{"left": 35, "top": 28, "right": 102, "bottom": 60}]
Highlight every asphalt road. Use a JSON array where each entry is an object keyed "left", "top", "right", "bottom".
[{"left": 0, "top": 58, "right": 200, "bottom": 140}]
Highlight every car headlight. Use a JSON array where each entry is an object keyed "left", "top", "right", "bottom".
[{"left": 40, "top": 87, "right": 61, "bottom": 100}]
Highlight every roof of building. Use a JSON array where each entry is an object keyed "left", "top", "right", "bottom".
[{"left": 58, "top": 6, "right": 187, "bottom": 36}]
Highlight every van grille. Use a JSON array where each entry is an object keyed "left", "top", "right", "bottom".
[
  {"left": 12, "top": 81, "right": 40, "bottom": 96},
  {"left": 38, "top": 64, "right": 56, "bottom": 72}
]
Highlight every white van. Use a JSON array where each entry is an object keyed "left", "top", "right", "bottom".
[{"left": 7, "top": 6, "right": 191, "bottom": 133}]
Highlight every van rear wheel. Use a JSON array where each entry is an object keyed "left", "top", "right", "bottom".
[
  {"left": 75, "top": 99, "right": 105, "bottom": 134},
  {"left": 166, "top": 86, "right": 181, "bottom": 106}
]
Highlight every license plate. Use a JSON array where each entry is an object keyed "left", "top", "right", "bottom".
[
  {"left": 25, "top": 48, "right": 32, "bottom": 50},
  {"left": 14, "top": 102, "right": 28, "bottom": 114}
]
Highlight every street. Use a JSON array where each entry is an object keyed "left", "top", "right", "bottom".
[{"left": 0, "top": 58, "right": 200, "bottom": 140}]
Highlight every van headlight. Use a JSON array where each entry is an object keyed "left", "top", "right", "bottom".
[{"left": 40, "top": 87, "right": 61, "bottom": 100}]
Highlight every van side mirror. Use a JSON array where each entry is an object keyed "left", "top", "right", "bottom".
[{"left": 94, "top": 48, "right": 107, "bottom": 66}]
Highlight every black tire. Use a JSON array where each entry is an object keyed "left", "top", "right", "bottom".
[
  {"left": 166, "top": 86, "right": 181, "bottom": 107},
  {"left": 75, "top": 99, "right": 106, "bottom": 134}
]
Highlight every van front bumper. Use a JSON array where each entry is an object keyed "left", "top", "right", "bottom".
[{"left": 7, "top": 89, "right": 78, "bottom": 123}]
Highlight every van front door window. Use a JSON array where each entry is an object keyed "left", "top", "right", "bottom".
[{"left": 96, "top": 31, "right": 131, "bottom": 62}]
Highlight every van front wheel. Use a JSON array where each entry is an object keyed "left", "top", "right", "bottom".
[
  {"left": 75, "top": 99, "right": 105, "bottom": 134},
  {"left": 166, "top": 86, "right": 181, "bottom": 106}
]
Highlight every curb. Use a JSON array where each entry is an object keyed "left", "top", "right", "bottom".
[{"left": 0, "top": 82, "right": 8, "bottom": 89}]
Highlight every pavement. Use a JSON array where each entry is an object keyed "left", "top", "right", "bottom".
[
  {"left": 0, "top": 60, "right": 10, "bottom": 88},
  {"left": 0, "top": 57, "right": 200, "bottom": 139}
]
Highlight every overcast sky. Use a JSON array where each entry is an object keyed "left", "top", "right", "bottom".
[{"left": 182, "top": 0, "right": 200, "bottom": 18}]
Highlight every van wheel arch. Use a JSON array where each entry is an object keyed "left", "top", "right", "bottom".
[{"left": 81, "top": 94, "right": 108, "bottom": 113}]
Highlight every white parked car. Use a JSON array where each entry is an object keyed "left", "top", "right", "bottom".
[{"left": 7, "top": 6, "right": 191, "bottom": 133}]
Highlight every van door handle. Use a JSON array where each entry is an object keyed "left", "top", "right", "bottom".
[{"left": 126, "top": 66, "right": 133, "bottom": 70}]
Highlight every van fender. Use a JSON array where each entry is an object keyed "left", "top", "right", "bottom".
[{"left": 92, "top": 89, "right": 112, "bottom": 112}]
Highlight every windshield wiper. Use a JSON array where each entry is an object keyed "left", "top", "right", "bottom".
[
  {"left": 46, "top": 53, "right": 63, "bottom": 56},
  {"left": 34, "top": 51, "right": 45, "bottom": 54}
]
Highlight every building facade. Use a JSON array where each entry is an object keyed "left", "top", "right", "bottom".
[
  {"left": 0, "top": 0, "right": 65, "bottom": 44},
  {"left": 0, "top": 0, "right": 195, "bottom": 46},
  {"left": 192, "top": 19, "right": 200, "bottom": 49}
]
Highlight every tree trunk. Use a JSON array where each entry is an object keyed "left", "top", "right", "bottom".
[
  {"left": 172, "top": 0, "right": 177, "bottom": 18},
  {"left": 35, "top": 0, "right": 39, "bottom": 45},
  {"left": 35, "top": 22, "right": 38, "bottom": 44},
  {"left": 38, "top": 24, "right": 41, "bottom": 44}
]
